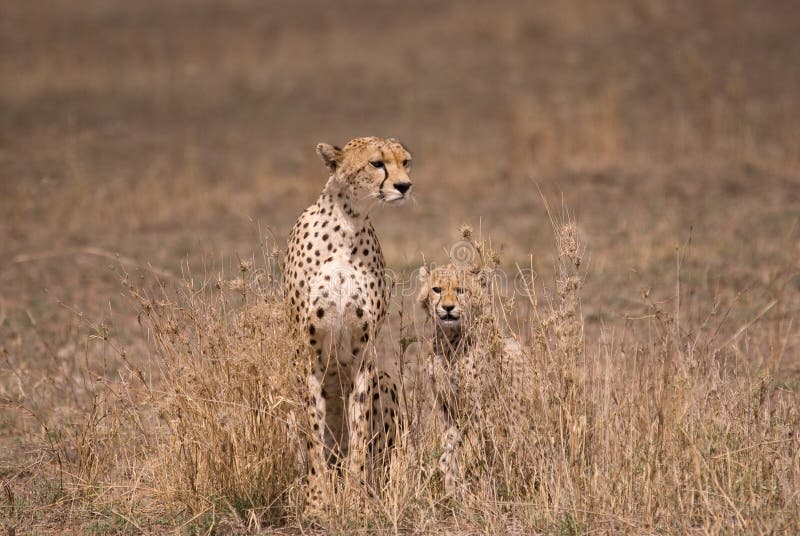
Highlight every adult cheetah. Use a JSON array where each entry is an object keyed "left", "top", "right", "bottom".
[
  {"left": 284, "top": 137, "right": 411, "bottom": 513},
  {"left": 417, "top": 263, "right": 525, "bottom": 495}
]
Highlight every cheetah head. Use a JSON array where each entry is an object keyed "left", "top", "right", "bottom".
[
  {"left": 417, "top": 264, "right": 486, "bottom": 331},
  {"left": 316, "top": 137, "right": 412, "bottom": 211}
]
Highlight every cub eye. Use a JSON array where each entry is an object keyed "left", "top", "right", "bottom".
[
  {"left": 402, "top": 159, "right": 410, "bottom": 167},
  {"left": 370, "top": 161, "right": 384, "bottom": 168},
  {"left": 455, "top": 287, "right": 465, "bottom": 294},
  {"left": 431, "top": 286, "right": 442, "bottom": 294}
]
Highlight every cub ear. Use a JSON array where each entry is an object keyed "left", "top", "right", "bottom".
[
  {"left": 417, "top": 266, "right": 430, "bottom": 309},
  {"left": 316, "top": 143, "right": 343, "bottom": 172},
  {"left": 470, "top": 265, "right": 493, "bottom": 290}
]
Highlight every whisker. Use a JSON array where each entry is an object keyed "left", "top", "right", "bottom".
[{"left": 360, "top": 192, "right": 382, "bottom": 201}]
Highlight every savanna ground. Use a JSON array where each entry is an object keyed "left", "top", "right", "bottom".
[{"left": 2, "top": 0, "right": 800, "bottom": 533}]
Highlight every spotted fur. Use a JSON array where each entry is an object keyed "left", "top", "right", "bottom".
[
  {"left": 417, "top": 263, "right": 525, "bottom": 495},
  {"left": 284, "top": 136, "right": 411, "bottom": 514}
]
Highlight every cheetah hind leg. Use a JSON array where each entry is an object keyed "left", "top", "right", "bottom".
[{"left": 439, "top": 425, "right": 464, "bottom": 498}]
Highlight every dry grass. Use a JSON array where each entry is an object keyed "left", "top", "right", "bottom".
[
  {"left": 2, "top": 0, "right": 800, "bottom": 533},
  {"left": 4, "top": 219, "right": 799, "bottom": 533}
]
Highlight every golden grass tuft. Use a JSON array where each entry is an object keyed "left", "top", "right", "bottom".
[{"left": 118, "top": 260, "right": 307, "bottom": 528}]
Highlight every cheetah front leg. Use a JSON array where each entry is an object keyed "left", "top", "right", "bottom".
[
  {"left": 430, "top": 356, "right": 464, "bottom": 496},
  {"left": 438, "top": 416, "right": 463, "bottom": 497},
  {"left": 303, "top": 319, "right": 347, "bottom": 518},
  {"left": 304, "top": 368, "right": 329, "bottom": 516},
  {"left": 346, "top": 354, "right": 374, "bottom": 488}
]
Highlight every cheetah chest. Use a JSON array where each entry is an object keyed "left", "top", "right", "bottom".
[{"left": 285, "top": 209, "right": 388, "bottom": 351}]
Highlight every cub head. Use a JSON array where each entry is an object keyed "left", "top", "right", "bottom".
[
  {"left": 417, "top": 264, "right": 487, "bottom": 331},
  {"left": 316, "top": 136, "right": 412, "bottom": 210}
]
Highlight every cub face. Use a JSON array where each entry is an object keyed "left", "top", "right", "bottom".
[
  {"left": 417, "top": 264, "right": 482, "bottom": 330},
  {"left": 316, "top": 136, "right": 412, "bottom": 206}
]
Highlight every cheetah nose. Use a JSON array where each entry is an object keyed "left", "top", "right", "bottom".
[
  {"left": 442, "top": 304, "right": 456, "bottom": 313},
  {"left": 394, "top": 182, "right": 411, "bottom": 195}
]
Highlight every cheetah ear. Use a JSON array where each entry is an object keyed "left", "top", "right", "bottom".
[
  {"left": 316, "top": 143, "right": 343, "bottom": 172},
  {"left": 417, "top": 266, "right": 430, "bottom": 309},
  {"left": 476, "top": 266, "right": 493, "bottom": 290}
]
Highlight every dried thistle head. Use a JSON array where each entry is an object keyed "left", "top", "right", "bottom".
[
  {"left": 226, "top": 278, "right": 246, "bottom": 294},
  {"left": 558, "top": 223, "right": 581, "bottom": 269},
  {"left": 459, "top": 224, "right": 473, "bottom": 240}
]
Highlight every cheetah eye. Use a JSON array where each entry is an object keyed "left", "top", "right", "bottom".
[
  {"left": 431, "top": 286, "right": 442, "bottom": 294},
  {"left": 402, "top": 159, "right": 410, "bottom": 168},
  {"left": 370, "top": 161, "right": 385, "bottom": 169}
]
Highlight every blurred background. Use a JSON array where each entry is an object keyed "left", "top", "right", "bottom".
[
  {"left": 2, "top": 0, "right": 800, "bottom": 389},
  {"left": 3, "top": 2, "right": 800, "bottom": 530}
]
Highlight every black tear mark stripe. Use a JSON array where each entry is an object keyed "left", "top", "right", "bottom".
[
  {"left": 378, "top": 165, "right": 389, "bottom": 193},
  {"left": 377, "top": 146, "right": 390, "bottom": 193}
]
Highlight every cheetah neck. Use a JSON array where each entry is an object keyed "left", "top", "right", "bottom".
[
  {"left": 433, "top": 325, "right": 470, "bottom": 362},
  {"left": 322, "top": 176, "right": 379, "bottom": 226},
  {"left": 433, "top": 315, "right": 499, "bottom": 363},
  {"left": 306, "top": 183, "right": 383, "bottom": 273}
]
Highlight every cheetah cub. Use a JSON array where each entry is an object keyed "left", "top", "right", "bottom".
[
  {"left": 417, "top": 263, "right": 525, "bottom": 495},
  {"left": 284, "top": 137, "right": 411, "bottom": 513}
]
